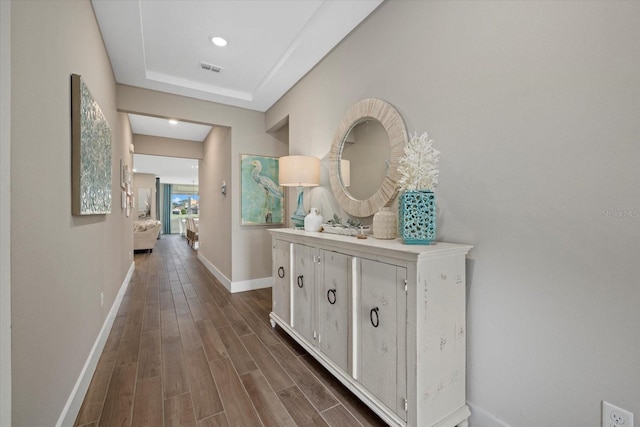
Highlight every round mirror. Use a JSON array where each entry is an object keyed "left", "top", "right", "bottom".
[
  {"left": 329, "top": 99, "right": 407, "bottom": 217},
  {"left": 341, "top": 119, "right": 390, "bottom": 201}
]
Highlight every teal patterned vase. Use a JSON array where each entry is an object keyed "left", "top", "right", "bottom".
[{"left": 399, "top": 190, "right": 436, "bottom": 244}]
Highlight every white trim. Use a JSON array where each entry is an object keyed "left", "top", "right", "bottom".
[
  {"left": 0, "top": 1, "right": 12, "bottom": 426},
  {"left": 467, "top": 401, "right": 512, "bottom": 427},
  {"left": 229, "top": 276, "right": 272, "bottom": 293},
  {"left": 197, "top": 253, "right": 272, "bottom": 293},
  {"left": 198, "top": 253, "right": 232, "bottom": 290},
  {"left": 56, "top": 261, "right": 136, "bottom": 427}
]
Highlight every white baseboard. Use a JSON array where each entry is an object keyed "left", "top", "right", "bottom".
[
  {"left": 197, "top": 253, "right": 231, "bottom": 290},
  {"left": 56, "top": 261, "right": 135, "bottom": 427},
  {"left": 197, "top": 253, "right": 272, "bottom": 293},
  {"left": 230, "top": 276, "right": 272, "bottom": 293},
  {"left": 467, "top": 401, "right": 512, "bottom": 427}
]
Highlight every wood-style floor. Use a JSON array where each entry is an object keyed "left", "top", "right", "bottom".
[{"left": 74, "top": 234, "right": 387, "bottom": 427}]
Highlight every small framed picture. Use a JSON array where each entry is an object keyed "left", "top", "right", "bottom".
[{"left": 120, "top": 159, "right": 126, "bottom": 189}]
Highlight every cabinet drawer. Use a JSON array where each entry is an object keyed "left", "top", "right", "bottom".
[
  {"left": 317, "top": 250, "right": 350, "bottom": 372},
  {"left": 272, "top": 239, "right": 290, "bottom": 324},
  {"left": 358, "top": 258, "right": 407, "bottom": 420},
  {"left": 292, "top": 243, "right": 315, "bottom": 344}
]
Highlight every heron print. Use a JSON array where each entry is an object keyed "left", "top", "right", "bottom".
[{"left": 241, "top": 155, "right": 284, "bottom": 225}]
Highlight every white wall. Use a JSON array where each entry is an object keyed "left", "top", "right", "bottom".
[
  {"left": 267, "top": 1, "right": 640, "bottom": 426},
  {"left": 10, "top": 1, "right": 133, "bottom": 425}
]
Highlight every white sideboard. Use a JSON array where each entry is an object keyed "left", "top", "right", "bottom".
[{"left": 269, "top": 229, "right": 472, "bottom": 427}]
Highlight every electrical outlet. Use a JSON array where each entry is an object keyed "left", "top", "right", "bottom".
[
  {"left": 100, "top": 292, "right": 104, "bottom": 308},
  {"left": 603, "top": 401, "right": 634, "bottom": 427}
]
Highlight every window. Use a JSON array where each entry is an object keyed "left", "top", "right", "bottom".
[{"left": 169, "top": 184, "right": 199, "bottom": 234}]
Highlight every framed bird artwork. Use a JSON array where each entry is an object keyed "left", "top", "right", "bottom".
[{"left": 240, "top": 154, "right": 285, "bottom": 226}]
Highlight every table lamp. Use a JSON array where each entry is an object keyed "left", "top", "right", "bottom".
[{"left": 279, "top": 155, "right": 320, "bottom": 228}]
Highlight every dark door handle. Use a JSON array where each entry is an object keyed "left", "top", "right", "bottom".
[
  {"left": 327, "top": 289, "right": 336, "bottom": 304},
  {"left": 370, "top": 307, "right": 380, "bottom": 328},
  {"left": 297, "top": 275, "right": 304, "bottom": 288},
  {"left": 277, "top": 266, "right": 285, "bottom": 278}
]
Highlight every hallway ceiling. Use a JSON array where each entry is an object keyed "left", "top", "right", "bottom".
[
  {"left": 92, "top": 0, "right": 382, "bottom": 113},
  {"left": 129, "top": 114, "right": 212, "bottom": 142}
]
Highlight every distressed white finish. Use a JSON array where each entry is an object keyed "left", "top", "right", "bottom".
[
  {"left": 271, "top": 239, "right": 291, "bottom": 323},
  {"left": 359, "top": 259, "right": 407, "bottom": 420},
  {"left": 317, "top": 250, "right": 350, "bottom": 372},
  {"left": 292, "top": 243, "right": 315, "bottom": 343},
  {"left": 270, "top": 229, "right": 472, "bottom": 427}
]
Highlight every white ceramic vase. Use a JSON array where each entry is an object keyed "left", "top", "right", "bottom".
[
  {"left": 304, "top": 208, "right": 324, "bottom": 232},
  {"left": 373, "top": 206, "right": 397, "bottom": 239}
]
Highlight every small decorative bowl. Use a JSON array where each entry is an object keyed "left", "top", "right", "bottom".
[{"left": 321, "top": 224, "right": 370, "bottom": 236}]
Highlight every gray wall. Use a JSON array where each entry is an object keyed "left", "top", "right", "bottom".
[
  {"left": 0, "top": 1, "right": 11, "bottom": 425},
  {"left": 133, "top": 133, "right": 204, "bottom": 159},
  {"left": 10, "top": 1, "right": 133, "bottom": 426},
  {"left": 267, "top": 1, "right": 640, "bottom": 426},
  {"left": 200, "top": 126, "right": 233, "bottom": 279}
]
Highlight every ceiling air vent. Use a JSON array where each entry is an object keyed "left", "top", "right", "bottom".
[{"left": 199, "top": 61, "right": 222, "bottom": 73}]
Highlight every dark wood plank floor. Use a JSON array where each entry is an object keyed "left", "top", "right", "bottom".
[{"left": 74, "top": 234, "right": 387, "bottom": 427}]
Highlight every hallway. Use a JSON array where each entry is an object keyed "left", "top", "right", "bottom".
[{"left": 74, "top": 234, "right": 386, "bottom": 426}]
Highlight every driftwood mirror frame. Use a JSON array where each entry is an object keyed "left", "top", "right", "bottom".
[{"left": 329, "top": 98, "right": 408, "bottom": 217}]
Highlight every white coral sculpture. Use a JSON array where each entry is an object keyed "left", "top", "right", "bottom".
[{"left": 397, "top": 131, "right": 440, "bottom": 192}]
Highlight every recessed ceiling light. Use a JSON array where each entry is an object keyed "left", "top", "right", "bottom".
[
  {"left": 169, "top": 119, "right": 178, "bottom": 125},
  {"left": 211, "top": 36, "right": 227, "bottom": 47}
]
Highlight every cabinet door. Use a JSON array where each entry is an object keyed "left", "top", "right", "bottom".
[
  {"left": 317, "top": 250, "right": 350, "bottom": 372},
  {"left": 292, "top": 243, "right": 315, "bottom": 344},
  {"left": 272, "top": 239, "right": 290, "bottom": 324},
  {"left": 359, "top": 259, "right": 407, "bottom": 419}
]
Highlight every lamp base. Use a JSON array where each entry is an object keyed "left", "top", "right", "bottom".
[{"left": 291, "top": 187, "right": 306, "bottom": 228}]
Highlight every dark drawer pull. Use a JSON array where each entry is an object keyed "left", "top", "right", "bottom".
[
  {"left": 370, "top": 307, "right": 380, "bottom": 328},
  {"left": 297, "top": 275, "right": 304, "bottom": 288},
  {"left": 327, "top": 289, "right": 337, "bottom": 305},
  {"left": 277, "top": 266, "right": 285, "bottom": 278}
]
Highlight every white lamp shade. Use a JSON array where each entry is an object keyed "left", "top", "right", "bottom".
[
  {"left": 279, "top": 155, "right": 320, "bottom": 187},
  {"left": 340, "top": 159, "right": 350, "bottom": 187}
]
